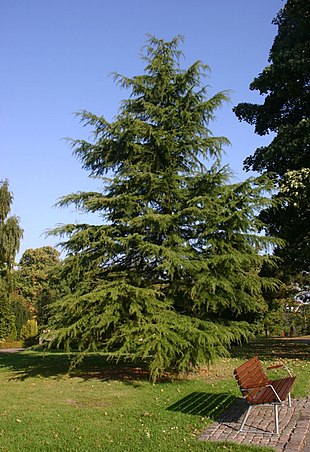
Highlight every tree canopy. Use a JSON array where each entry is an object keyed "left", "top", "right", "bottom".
[
  {"left": 18, "top": 246, "right": 61, "bottom": 301},
  {"left": 16, "top": 246, "right": 61, "bottom": 325},
  {"left": 49, "top": 36, "right": 278, "bottom": 379},
  {"left": 234, "top": 0, "right": 310, "bottom": 273},
  {"left": 0, "top": 180, "right": 23, "bottom": 276},
  {"left": 0, "top": 180, "right": 23, "bottom": 339}
]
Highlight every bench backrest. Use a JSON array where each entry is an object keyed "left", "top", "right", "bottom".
[{"left": 234, "top": 356, "right": 269, "bottom": 402}]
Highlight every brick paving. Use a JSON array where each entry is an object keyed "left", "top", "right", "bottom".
[{"left": 199, "top": 396, "right": 310, "bottom": 451}]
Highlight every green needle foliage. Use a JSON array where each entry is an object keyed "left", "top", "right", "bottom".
[{"left": 49, "top": 36, "right": 279, "bottom": 380}]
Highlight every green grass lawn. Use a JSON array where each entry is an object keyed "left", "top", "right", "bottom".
[{"left": 0, "top": 338, "right": 309, "bottom": 452}]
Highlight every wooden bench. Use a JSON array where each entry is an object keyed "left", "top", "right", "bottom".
[{"left": 233, "top": 356, "right": 296, "bottom": 434}]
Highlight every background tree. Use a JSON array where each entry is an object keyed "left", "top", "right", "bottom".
[
  {"left": 20, "top": 319, "right": 38, "bottom": 346},
  {"left": 16, "top": 246, "right": 61, "bottom": 327},
  {"left": 10, "top": 292, "right": 31, "bottom": 339},
  {"left": 49, "top": 36, "right": 278, "bottom": 379},
  {"left": 234, "top": 0, "right": 310, "bottom": 274},
  {"left": 0, "top": 180, "right": 23, "bottom": 339}
]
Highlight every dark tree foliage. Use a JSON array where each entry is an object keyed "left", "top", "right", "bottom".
[
  {"left": 234, "top": 0, "right": 310, "bottom": 273},
  {"left": 49, "top": 36, "right": 278, "bottom": 379},
  {"left": 0, "top": 180, "right": 23, "bottom": 339},
  {"left": 17, "top": 246, "right": 60, "bottom": 302},
  {"left": 10, "top": 292, "right": 31, "bottom": 339},
  {"left": 16, "top": 246, "right": 61, "bottom": 326}
]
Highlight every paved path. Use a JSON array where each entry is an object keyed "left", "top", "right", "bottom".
[
  {"left": 0, "top": 348, "right": 26, "bottom": 353},
  {"left": 199, "top": 396, "right": 310, "bottom": 451}
]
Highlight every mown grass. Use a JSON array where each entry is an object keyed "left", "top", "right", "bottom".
[{"left": 0, "top": 337, "right": 309, "bottom": 452}]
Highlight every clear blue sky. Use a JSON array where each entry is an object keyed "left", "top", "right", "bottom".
[{"left": 1, "top": 0, "right": 284, "bottom": 260}]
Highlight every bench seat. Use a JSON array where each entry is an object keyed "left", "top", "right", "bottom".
[{"left": 250, "top": 376, "right": 296, "bottom": 405}]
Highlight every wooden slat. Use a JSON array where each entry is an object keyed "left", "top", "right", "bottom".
[
  {"left": 252, "top": 386, "right": 274, "bottom": 404},
  {"left": 234, "top": 356, "right": 269, "bottom": 402},
  {"left": 271, "top": 377, "right": 296, "bottom": 400}
]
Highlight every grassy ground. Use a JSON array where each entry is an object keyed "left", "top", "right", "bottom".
[{"left": 0, "top": 338, "right": 309, "bottom": 452}]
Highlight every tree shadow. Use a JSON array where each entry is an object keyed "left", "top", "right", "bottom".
[
  {"left": 1, "top": 337, "right": 308, "bottom": 382},
  {"left": 0, "top": 350, "right": 71, "bottom": 380},
  {"left": 0, "top": 350, "right": 160, "bottom": 382},
  {"left": 229, "top": 337, "right": 309, "bottom": 361},
  {"left": 167, "top": 391, "right": 239, "bottom": 421}
]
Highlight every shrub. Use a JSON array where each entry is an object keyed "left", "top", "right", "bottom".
[{"left": 20, "top": 319, "right": 38, "bottom": 345}]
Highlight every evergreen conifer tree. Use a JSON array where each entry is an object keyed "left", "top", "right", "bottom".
[{"left": 50, "top": 36, "right": 278, "bottom": 379}]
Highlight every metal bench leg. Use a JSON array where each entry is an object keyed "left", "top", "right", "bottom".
[
  {"left": 288, "top": 392, "right": 292, "bottom": 407},
  {"left": 240, "top": 405, "right": 252, "bottom": 432},
  {"left": 274, "top": 403, "right": 279, "bottom": 434}
]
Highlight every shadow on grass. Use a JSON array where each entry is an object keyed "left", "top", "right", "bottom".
[
  {"left": 0, "top": 351, "right": 71, "bottom": 380},
  {"left": 0, "top": 337, "right": 308, "bottom": 382},
  {"left": 0, "top": 350, "right": 155, "bottom": 382},
  {"left": 167, "top": 392, "right": 239, "bottom": 421},
  {"left": 230, "top": 337, "right": 310, "bottom": 361}
]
